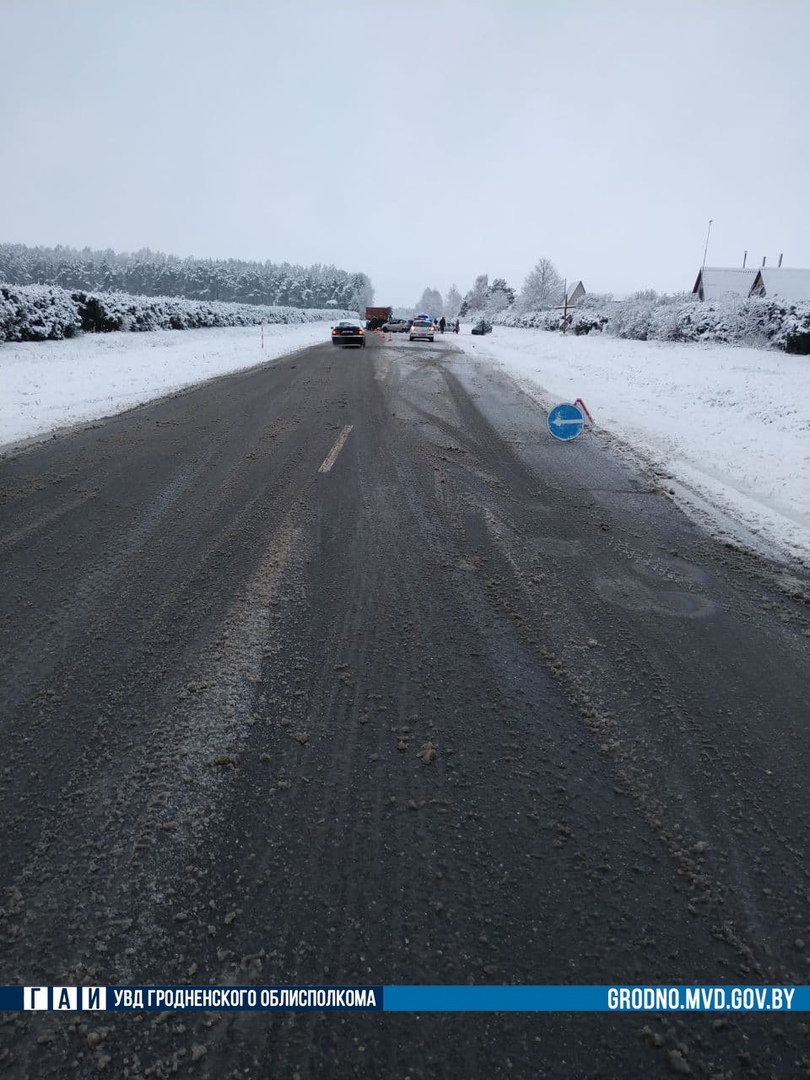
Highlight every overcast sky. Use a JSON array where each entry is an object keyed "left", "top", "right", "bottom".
[{"left": 2, "top": 0, "right": 808, "bottom": 306}]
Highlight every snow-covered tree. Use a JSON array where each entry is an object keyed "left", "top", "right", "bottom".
[
  {"left": 444, "top": 284, "right": 462, "bottom": 317},
  {"left": 486, "top": 291, "right": 511, "bottom": 316},
  {"left": 0, "top": 242, "right": 373, "bottom": 312},
  {"left": 350, "top": 272, "right": 374, "bottom": 313},
  {"left": 486, "top": 277, "right": 516, "bottom": 315},
  {"left": 517, "top": 258, "right": 563, "bottom": 312},
  {"left": 416, "top": 287, "right": 443, "bottom": 317},
  {"left": 463, "top": 274, "right": 490, "bottom": 313},
  {"left": 491, "top": 278, "right": 515, "bottom": 304}
]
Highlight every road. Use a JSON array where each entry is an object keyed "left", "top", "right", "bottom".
[{"left": 1, "top": 331, "right": 809, "bottom": 1078}]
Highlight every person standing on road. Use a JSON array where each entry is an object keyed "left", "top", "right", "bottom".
[
  {"left": 453, "top": 319, "right": 459, "bottom": 333},
  {"left": 439, "top": 316, "right": 446, "bottom": 333}
]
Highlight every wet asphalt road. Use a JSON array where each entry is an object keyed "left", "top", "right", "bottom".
[{"left": 1, "top": 331, "right": 809, "bottom": 1078}]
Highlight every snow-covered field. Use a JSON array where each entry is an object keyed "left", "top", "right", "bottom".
[
  {"left": 1, "top": 323, "right": 808, "bottom": 567},
  {"left": 456, "top": 327, "right": 810, "bottom": 566}
]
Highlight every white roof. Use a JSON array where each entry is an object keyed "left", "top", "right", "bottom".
[
  {"left": 753, "top": 268, "right": 810, "bottom": 302},
  {"left": 566, "top": 280, "right": 585, "bottom": 300},
  {"left": 695, "top": 267, "right": 758, "bottom": 300}
]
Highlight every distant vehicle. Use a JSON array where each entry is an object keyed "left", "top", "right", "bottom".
[
  {"left": 331, "top": 320, "right": 366, "bottom": 348},
  {"left": 471, "top": 318, "right": 493, "bottom": 335},
  {"left": 365, "top": 306, "right": 393, "bottom": 330},
  {"left": 409, "top": 316, "right": 434, "bottom": 342},
  {"left": 382, "top": 319, "right": 409, "bottom": 333}
]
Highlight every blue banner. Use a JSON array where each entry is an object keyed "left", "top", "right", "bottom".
[{"left": 385, "top": 985, "right": 809, "bottom": 1012}]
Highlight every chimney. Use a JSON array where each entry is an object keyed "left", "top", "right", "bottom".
[
  {"left": 742, "top": 251, "right": 747, "bottom": 268},
  {"left": 778, "top": 253, "right": 783, "bottom": 267},
  {"left": 762, "top": 257, "right": 766, "bottom": 267}
]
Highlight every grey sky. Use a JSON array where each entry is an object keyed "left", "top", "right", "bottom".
[{"left": 2, "top": 0, "right": 808, "bottom": 306}]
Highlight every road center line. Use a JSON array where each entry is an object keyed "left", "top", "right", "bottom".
[{"left": 318, "top": 425, "right": 354, "bottom": 473}]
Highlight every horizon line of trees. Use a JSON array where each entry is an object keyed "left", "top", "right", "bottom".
[
  {"left": 410, "top": 260, "right": 565, "bottom": 322},
  {"left": 0, "top": 242, "right": 375, "bottom": 313},
  {"left": 410, "top": 261, "right": 698, "bottom": 324}
]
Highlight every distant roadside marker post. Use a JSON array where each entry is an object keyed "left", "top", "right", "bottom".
[{"left": 547, "top": 402, "right": 585, "bottom": 441}]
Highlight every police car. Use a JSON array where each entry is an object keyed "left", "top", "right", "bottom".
[{"left": 409, "top": 314, "right": 434, "bottom": 342}]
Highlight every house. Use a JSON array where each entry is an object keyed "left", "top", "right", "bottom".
[
  {"left": 749, "top": 268, "right": 810, "bottom": 303},
  {"left": 565, "top": 280, "right": 586, "bottom": 307},
  {"left": 692, "top": 267, "right": 758, "bottom": 301},
  {"left": 555, "top": 281, "right": 586, "bottom": 309}
]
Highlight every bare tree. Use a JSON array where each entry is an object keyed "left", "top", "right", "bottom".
[{"left": 517, "top": 258, "right": 563, "bottom": 312}]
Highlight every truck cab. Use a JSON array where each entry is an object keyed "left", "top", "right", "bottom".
[{"left": 365, "top": 307, "right": 393, "bottom": 330}]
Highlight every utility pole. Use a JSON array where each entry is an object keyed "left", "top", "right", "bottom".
[{"left": 702, "top": 219, "right": 713, "bottom": 271}]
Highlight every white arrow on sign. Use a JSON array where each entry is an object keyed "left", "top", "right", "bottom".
[{"left": 552, "top": 416, "right": 584, "bottom": 426}]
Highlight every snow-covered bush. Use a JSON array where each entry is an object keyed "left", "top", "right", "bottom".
[
  {"left": 773, "top": 301, "right": 810, "bottom": 354},
  {"left": 495, "top": 309, "right": 560, "bottom": 331},
  {"left": 0, "top": 284, "right": 82, "bottom": 341},
  {"left": 0, "top": 283, "right": 355, "bottom": 342},
  {"left": 493, "top": 292, "right": 810, "bottom": 353},
  {"left": 0, "top": 290, "right": 18, "bottom": 342},
  {"left": 608, "top": 298, "right": 656, "bottom": 340},
  {"left": 569, "top": 308, "right": 609, "bottom": 335}
]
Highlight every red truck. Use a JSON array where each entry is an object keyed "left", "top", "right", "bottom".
[{"left": 365, "top": 306, "right": 392, "bottom": 330}]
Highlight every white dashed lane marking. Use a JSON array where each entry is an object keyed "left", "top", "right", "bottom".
[{"left": 318, "top": 425, "right": 354, "bottom": 473}]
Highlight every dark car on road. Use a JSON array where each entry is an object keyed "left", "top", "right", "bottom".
[
  {"left": 471, "top": 318, "right": 493, "bottom": 335},
  {"left": 331, "top": 321, "right": 366, "bottom": 348}
]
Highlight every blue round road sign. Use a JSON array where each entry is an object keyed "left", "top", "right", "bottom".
[{"left": 547, "top": 402, "right": 585, "bottom": 441}]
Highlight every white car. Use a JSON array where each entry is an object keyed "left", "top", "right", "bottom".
[{"left": 409, "top": 316, "right": 434, "bottom": 342}]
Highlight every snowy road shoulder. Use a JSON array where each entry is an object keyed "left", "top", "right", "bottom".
[
  {"left": 0, "top": 322, "right": 334, "bottom": 450},
  {"left": 453, "top": 327, "right": 810, "bottom": 566}
]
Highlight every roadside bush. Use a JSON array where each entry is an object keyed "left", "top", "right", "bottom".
[
  {"left": 0, "top": 284, "right": 82, "bottom": 341},
  {"left": 0, "top": 283, "right": 355, "bottom": 342},
  {"left": 570, "top": 309, "right": 609, "bottom": 335},
  {"left": 773, "top": 302, "right": 810, "bottom": 354},
  {"left": 493, "top": 293, "right": 810, "bottom": 353}
]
